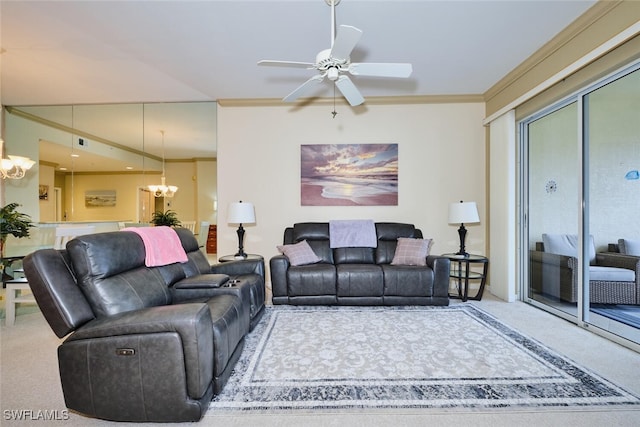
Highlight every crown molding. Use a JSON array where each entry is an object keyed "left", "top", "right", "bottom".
[
  {"left": 39, "top": 160, "right": 58, "bottom": 168},
  {"left": 165, "top": 157, "right": 216, "bottom": 163},
  {"left": 483, "top": 0, "right": 622, "bottom": 104},
  {"left": 483, "top": 18, "right": 640, "bottom": 126}
]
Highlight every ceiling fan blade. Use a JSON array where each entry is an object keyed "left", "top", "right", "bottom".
[
  {"left": 348, "top": 63, "right": 413, "bottom": 78},
  {"left": 330, "top": 25, "right": 363, "bottom": 62},
  {"left": 335, "top": 75, "right": 365, "bottom": 107},
  {"left": 258, "top": 60, "right": 314, "bottom": 69},
  {"left": 283, "top": 74, "right": 325, "bottom": 102}
]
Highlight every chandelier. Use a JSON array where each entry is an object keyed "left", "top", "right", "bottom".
[
  {"left": 1, "top": 139, "right": 36, "bottom": 179},
  {"left": 147, "top": 130, "right": 178, "bottom": 198}
]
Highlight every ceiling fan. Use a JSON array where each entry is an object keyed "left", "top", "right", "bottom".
[{"left": 257, "top": 0, "right": 412, "bottom": 107}]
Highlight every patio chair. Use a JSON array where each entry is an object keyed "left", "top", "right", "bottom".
[{"left": 530, "top": 234, "right": 640, "bottom": 305}]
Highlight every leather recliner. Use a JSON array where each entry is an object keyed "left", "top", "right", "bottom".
[
  {"left": 23, "top": 228, "right": 265, "bottom": 422},
  {"left": 270, "top": 222, "right": 450, "bottom": 306}
]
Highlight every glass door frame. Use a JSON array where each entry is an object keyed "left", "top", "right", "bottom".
[{"left": 518, "top": 59, "right": 640, "bottom": 351}]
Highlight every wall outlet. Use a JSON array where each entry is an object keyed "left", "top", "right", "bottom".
[{"left": 78, "top": 138, "right": 88, "bottom": 147}]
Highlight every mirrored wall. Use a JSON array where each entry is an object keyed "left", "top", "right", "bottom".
[{"left": 4, "top": 102, "right": 217, "bottom": 225}]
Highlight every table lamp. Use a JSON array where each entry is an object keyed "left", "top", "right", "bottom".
[
  {"left": 227, "top": 201, "right": 256, "bottom": 258},
  {"left": 448, "top": 201, "right": 480, "bottom": 257}
]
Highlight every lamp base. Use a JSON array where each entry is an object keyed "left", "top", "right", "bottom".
[
  {"left": 456, "top": 224, "right": 469, "bottom": 257},
  {"left": 235, "top": 224, "right": 247, "bottom": 259}
]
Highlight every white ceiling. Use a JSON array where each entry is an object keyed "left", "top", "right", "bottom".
[{"left": 1, "top": 0, "right": 597, "bottom": 169}]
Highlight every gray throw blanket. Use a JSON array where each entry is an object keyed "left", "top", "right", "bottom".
[{"left": 329, "top": 220, "right": 377, "bottom": 248}]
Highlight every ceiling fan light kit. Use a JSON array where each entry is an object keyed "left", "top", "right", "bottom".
[{"left": 258, "top": 0, "right": 412, "bottom": 107}]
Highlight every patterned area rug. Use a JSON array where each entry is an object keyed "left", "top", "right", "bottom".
[{"left": 210, "top": 305, "right": 640, "bottom": 412}]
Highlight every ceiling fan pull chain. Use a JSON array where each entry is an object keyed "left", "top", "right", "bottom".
[{"left": 332, "top": 84, "right": 338, "bottom": 118}]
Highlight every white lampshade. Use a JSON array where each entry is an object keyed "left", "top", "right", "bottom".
[
  {"left": 228, "top": 201, "right": 256, "bottom": 224},
  {"left": 448, "top": 201, "right": 480, "bottom": 224}
]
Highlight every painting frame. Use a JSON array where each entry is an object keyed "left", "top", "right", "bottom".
[
  {"left": 85, "top": 190, "right": 117, "bottom": 207},
  {"left": 301, "top": 143, "right": 398, "bottom": 206}
]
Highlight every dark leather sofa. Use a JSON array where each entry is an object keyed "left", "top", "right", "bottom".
[
  {"left": 23, "top": 227, "right": 265, "bottom": 422},
  {"left": 270, "top": 222, "right": 450, "bottom": 306}
]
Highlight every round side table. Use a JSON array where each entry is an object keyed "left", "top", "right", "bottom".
[{"left": 441, "top": 253, "right": 489, "bottom": 302}]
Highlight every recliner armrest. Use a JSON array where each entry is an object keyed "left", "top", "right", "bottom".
[
  {"left": 269, "top": 255, "right": 290, "bottom": 299},
  {"left": 427, "top": 255, "right": 451, "bottom": 298},
  {"left": 67, "top": 303, "right": 214, "bottom": 399}
]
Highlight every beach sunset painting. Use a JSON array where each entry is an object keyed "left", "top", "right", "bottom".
[{"left": 301, "top": 144, "right": 398, "bottom": 206}]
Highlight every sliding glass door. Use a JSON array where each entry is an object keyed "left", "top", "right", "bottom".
[
  {"left": 584, "top": 67, "right": 640, "bottom": 343},
  {"left": 525, "top": 101, "right": 579, "bottom": 319},
  {"left": 521, "top": 61, "right": 640, "bottom": 347}
]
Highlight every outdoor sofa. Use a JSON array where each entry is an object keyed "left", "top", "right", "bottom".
[{"left": 530, "top": 234, "right": 640, "bottom": 305}]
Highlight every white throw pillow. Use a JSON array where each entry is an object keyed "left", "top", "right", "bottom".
[
  {"left": 542, "top": 234, "right": 596, "bottom": 263},
  {"left": 618, "top": 238, "right": 640, "bottom": 256}
]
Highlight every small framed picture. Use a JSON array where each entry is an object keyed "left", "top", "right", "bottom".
[{"left": 39, "top": 185, "right": 49, "bottom": 200}]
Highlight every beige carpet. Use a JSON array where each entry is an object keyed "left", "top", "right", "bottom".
[{"left": 2, "top": 291, "right": 639, "bottom": 426}]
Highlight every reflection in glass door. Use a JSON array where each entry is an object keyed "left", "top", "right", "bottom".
[
  {"left": 584, "top": 68, "right": 640, "bottom": 343},
  {"left": 525, "top": 101, "right": 580, "bottom": 319},
  {"left": 522, "top": 62, "right": 640, "bottom": 347}
]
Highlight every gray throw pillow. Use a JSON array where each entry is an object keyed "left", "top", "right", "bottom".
[
  {"left": 277, "top": 240, "right": 322, "bottom": 266},
  {"left": 390, "top": 237, "right": 433, "bottom": 266}
]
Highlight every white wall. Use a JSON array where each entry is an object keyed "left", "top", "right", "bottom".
[
  {"left": 217, "top": 101, "right": 487, "bottom": 283},
  {"left": 489, "top": 111, "right": 517, "bottom": 302}
]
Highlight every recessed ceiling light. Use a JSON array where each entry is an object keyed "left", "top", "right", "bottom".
[
  {"left": 126, "top": 166, "right": 133, "bottom": 170},
  {"left": 59, "top": 167, "right": 67, "bottom": 171},
  {"left": 71, "top": 153, "right": 79, "bottom": 158}
]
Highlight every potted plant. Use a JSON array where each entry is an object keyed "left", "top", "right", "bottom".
[
  {"left": 1, "top": 202, "right": 34, "bottom": 278},
  {"left": 150, "top": 210, "right": 181, "bottom": 227}
]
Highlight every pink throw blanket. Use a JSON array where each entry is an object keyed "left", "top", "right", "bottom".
[{"left": 123, "top": 226, "right": 188, "bottom": 267}]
